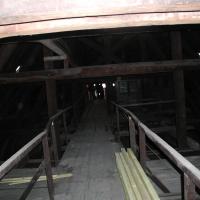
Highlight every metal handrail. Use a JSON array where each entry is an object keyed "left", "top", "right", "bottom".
[{"left": 112, "top": 101, "right": 200, "bottom": 199}]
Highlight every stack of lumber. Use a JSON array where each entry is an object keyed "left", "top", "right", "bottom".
[{"left": 115, "top": 148, "right": 160, "bottom": 200}]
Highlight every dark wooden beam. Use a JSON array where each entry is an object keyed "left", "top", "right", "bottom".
[
  {"left": 0, "top": 59, "right": 200, "bottom": 84},
  {"left": 44, "top": 55, "right": 66, "bottom": 62},
  {"left": 171, "top": 31, "right": 187, "bottom": 149}
]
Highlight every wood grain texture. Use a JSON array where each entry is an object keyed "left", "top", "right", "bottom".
[{"left": 1, "top": 0, "right": 200, "bottom": 25}]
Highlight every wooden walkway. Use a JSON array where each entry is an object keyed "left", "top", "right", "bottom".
[
  {"left": 57, "top": 100, "right": 124, "bottom": 200},
  {"left": 0, "top": 100, "right": 124, "bottom": 200},
  {"left": 1, "top": 100, "right": 200, "bottom": 200}
]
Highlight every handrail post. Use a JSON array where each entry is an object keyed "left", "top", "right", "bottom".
[
  {"left": 42, "top": 134, "right": 54, "bottom": 200},
  {"left": 63, "top": 112, "right": 68, "bottom": 143},
  {"left": 116, "top": 106, "right": 120, "bottom": 141},
  {"left": 51, "top": 122, "right": 59, "bottom": 164},
  {"left": 184, "top": 173, "right": 195, "bottom": 200},
  {"left": 138, "top": 124, "right": 147, "bottom": 168},
  {"left": 128, "top": 116, "right": 137, "bottom": 155}
]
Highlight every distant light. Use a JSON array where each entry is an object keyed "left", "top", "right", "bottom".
[
  {"left": 86, "top": 84, "right": 89, "bottom": 88},
  {"left": 99, "top": 83, "right": 101, "bottom": 86},
  {"left": 93, "top": 84, "right": 96, "bottom": 87},
  {"left": 112, "top": 83, "right": 116, "bottom": 87},
  {"left": 99, "top": 93, "right": 101, "bottom": 96},
  {"left": 16, "top": 65, "right": 21, "bottom": 73},
  {"left": 198, "top": 52, "right": 200, "bottom": 57},
  {"left": 102, "top": 83, "right": 106, "bottom": 89}
]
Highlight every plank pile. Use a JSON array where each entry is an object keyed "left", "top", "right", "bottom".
[{"left": 115, "top": 148, "right": 160, "bottom": 200}]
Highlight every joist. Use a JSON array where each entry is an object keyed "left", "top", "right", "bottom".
[
  {"left": 115, "top": 148, "right": 160, "bottom": 200},
  {"left": 1, "top": 59, "right": 200, "bottom": 84}
]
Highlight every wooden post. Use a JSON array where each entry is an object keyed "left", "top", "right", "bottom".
[
  {"left": 138, "top": 125, "right": 147, "bottom": 168},
  {"left": 42, "top": 135, "right": 54, "bottom": 200},
  {"left": 43, "top": 48, "right": 61, "bottom": 162},
  {"left": 184, "top": 173, "right": 195, "bottom": 200},
  {"left": 116, "top": 77, "right": 121, "bottom": 103},
  {"left": 128, "top": 116, "right": 137, "bottom": 154},
  {"left": 72, "top": 81, "right": 80, "bottom": 127},
  {"left": 139, "top": 34, "right": 148, "bottom": 99},
  {"left": 171, "top": 31, "right": 187, "bottom": 149},
  {"left": 63, "top": 112, "right": 68, "bottom": 143},
  {"left": 116, "top": 107, "right": 120, "bottom": 141},
  {"left": 50, "top": 122, "right": 59, "bottom": 164}
]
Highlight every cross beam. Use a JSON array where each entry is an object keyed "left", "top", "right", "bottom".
[{"left": 0, "top": 59, "right": 200, "bottom": 84}]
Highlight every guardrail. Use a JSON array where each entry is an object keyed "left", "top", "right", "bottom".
[
  {"left": 0, "top": 130, "right": 54, "bottom": 200},
  {"left": 46, "top": 106, "right": 72, "bottom": 164},
  {"left": 111, "top": 101, "right": 200, "bottom": 200},
  {"left": 0, "top": 105, "right": 73, "bottom": 200}
]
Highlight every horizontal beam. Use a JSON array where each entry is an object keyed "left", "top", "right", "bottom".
[
  {"left": 44, "top": 55, "right": 66, "bottom": 62},
  {"left": 0, "top": 59, "right": 200, "bottom": 84},
  {"left": 1, "top": 0, "right": 200, "bottom": 25},
  {"left": 1, "top": 11, "right": 200, "bottom": 39},
  {"left": 122, "top": 100, "right": 175, "bottom": 108}
]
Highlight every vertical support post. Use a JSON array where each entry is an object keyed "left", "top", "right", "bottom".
[
  {"left": 64, "top": 58, "right": 69, "bottom": 68},
  {"left": 51, "top": 122, "right": 59, "bottom": 164},
  {"left": 72, "top": 82, "right": 78, "bottom": 128},
  {"left": 138, "top": 124, "right": 147, "bottom": 168},
  {"left": 45, "top": 80, "right": 58, "bottom": 117},
  {"left": 128, "top": 116, "right": 137, "bottom": 155},
  {"left": 139, "top": 34, "right": 148, "bottom": 99},
  {"left": 63, "top": 113, "right": 68, "bottom": 143},
  {"left": 116, "top": 107, "right": 120, "bottom": 141},
  {"left": 116, "top": 77, "right": 121, "bottom": 103},
  {"left": 184, "top": 173, "right": 195, "bottom": 200},
  {"left": 44, "top": 47, "right": 61, "bottom": 162},
  {"left": 170, "top": 31, "right": 187, "bottom": 149},
  {"left": 42, "top": 135, "right": 54, "bottom": 200}
]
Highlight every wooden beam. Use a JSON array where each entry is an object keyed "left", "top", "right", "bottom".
[
  {"left": 40, "top": 40, "right": 67, "bottom": 58},
  {"left": 171, "top": 31, "right": 187, "bottom": 149},
  {"left": 1, "top": 0, "right": 200, "bottom": 25},
  {"left": 44, "top": 55, "right": 66, "bottom": 62},
  {"left": 1, "top": 11, "right": 200, "bottom": 39},
  {"left": 1, "top": 59, "right": 200, "bottom": 84}
]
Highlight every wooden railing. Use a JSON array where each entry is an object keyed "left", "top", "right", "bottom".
[
  {"left": 46, "top": 106, "right": 72, "bottom": 164},
  {"left": 0, "top": 105, "right": 73, "bottom": 200},
  {"left": 0, "top": 130, "right": 54, "bottom": 200},
  {"left": 111, "top": 101, "right": 200, "bottom": 200}
]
